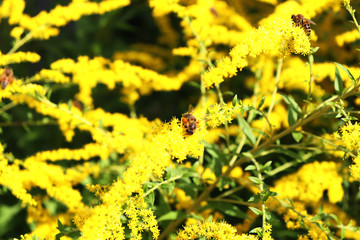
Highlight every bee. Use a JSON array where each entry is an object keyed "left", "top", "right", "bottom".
[
  {"left": 0, "top": 66, "right": 15, "bottom": 89},
  {"left": 182, "top": 105, "right": 200, "bottom": 135},
  {"left": 210, "top": 7, "right": 218, "bottom": 17},
  {"left": 291, "top": 14, "right": 316, "bottom": 36}
]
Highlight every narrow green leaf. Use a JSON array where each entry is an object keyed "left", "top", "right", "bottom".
[
  {"left": 334, "top": 66, "right": 344, "bottom": 95},
  {"left": 223, "top": 91, "right": 234, "bottom": 96},
  {"left": 67, "top": 100, "right": 72, "bottom": 110},
  {"left": 232, "top": 94, "right": 238, "bottom": 107},
  {"left": 187, "top": 81, "right": 200, "bottom": 88},
  {"left": 263, "top": 161, "right": 272, "bottom": 170},
  {"left": 249, "top": 227, "right": 262, "bottom": 235},
  {"left": 292, "top": 131, "right": 303, "bottom": 142},
  {"left": 311, "top": 46, "right": 319, "bottom": 54},
  {"left": 281, "top": 94, "right": 302, "bottom": 126},
  {"left": 288, "top": 107, "right": 298, "bottom": 126},
  {"left": 245, "top": 165, "right": 256, "bottom": 171},
  {"left": 265, "top": 210, "right": 272, "bottom": 220},
  {"left": 248, "top": 176, "right": 261, "bottom": 185},
  {"left": 248, "top": 193, "right": 261, "bottom": 203},
  {"left": 242, "top": 152, "right": 254, "bottom": 159},
  {"left": 203, "top": 202, "right": 249, "bottom": 219},
  {"left": 237, "top": 115, "right": 256, "bottom": 145},
  {"left": 158, "top": 211, "right": 186, "bottom": 222},
  {"left": 249, "top": 207, "right": 263, "bottom": 215},
  {"left": 146, "top": 191, "right": 155, "bottom": 206},
  {"left": 341, "top": 225, "right": 345, "bottom": 240},
  {"left": 288, "top": 95, "right": 302, "bottom": 115},
  {"left": 258, "top": 97, "right": 265, "bottom": 109},
  {"left": 334, "top": 62, "right": 356, "bottom": 83}
]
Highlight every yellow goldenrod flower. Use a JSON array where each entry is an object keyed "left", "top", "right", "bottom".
[
  {"left": 203, "top": 16, "right": 311, "bottom": 88},
  {"left": 272, "top": 161, "right": 344, "bottom": 204},
  {"left": 335, "top": 29, "right": 360, "bottom": 47},
  {"left": 149, "top": 0, "right": 187, "bottom": 17},
  {"left": 338, "top": 122, "right": 360, "bottom": 152},
  {"left": 33, "top": 69, "right": 71, "bottom": 83},
  {"left": 349, "top": 155, "right": 360, "bottom": 181},
  {"left": 0, "top": 0, "right": 25, "bottom": 24},
  {"left": 0, "top": 51, "right": 40, "bottom": 66},
  {"left": 206, "top": 103, "right": 234, "bottom": 128},
  {"left": 10, "top": 26, "right": 24, "bottom": 39},
  {"left": 176, "top": 220, "right": 259, "bottom": 240}
]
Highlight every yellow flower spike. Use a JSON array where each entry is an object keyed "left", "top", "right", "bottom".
[
  {"left": 176, "top": 220, "right": 259, "bottom": 240},
  {"left": 349, "top": 155, "right": 360, "bottom": 181},
  {"left": 204, "top": 16, "right": 312, "bottom": 88},
  {"left": 0, "top": 0, "right": 25, "bottom": 24},
  {"left": 0, "top": 51, "right": 40, "bottom": 66},
  {"left": 272, "top": 161, "right": 344, "bottom": 204},
  {"left": 10, "top": 26, "right": 24, "bottom": 39},
  {"left": 33, "top": 69, "right": 71, "bottom": 83}
]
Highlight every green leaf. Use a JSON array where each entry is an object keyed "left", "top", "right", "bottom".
[
  {"left": 57, "top": 219, "right": 65, "bottom": 232},
  {"left": 242, "top": 152, "right": 254, "bottom": 159},
  {"left": 146, "top": 191, "right": 155, "bottom": 205},
  {"left": 341, "top": 225, "right": 345, "bottom": 240},
  {"left": 249, "top": 227, "right": 262, "bottom": 236},
  {"left": 262, "top": 161, "right": 272, "bottom": 171},
  {"left": 265, "top": 210, "right": 272, "bottom": 220},
  {"left": 237, "top": 115, "right": 256, "bottom": 145},
  {"left": 245, "top": 165, "right": 256, "bottom": 171},
  {"left": 334, "top": 62, "right": 356, "bottom": 83},
  {"left": 311, "top": 46, "right": 319, "bottom": 54},
  {"left": 67, "top": 100, "right": 72, "bottom": 110},
  {"left": 158, "top": 211, "right": 186, "bottom": 222},
  {"left": 334, "top": 66, "right": 344, "bottom": 95},
  {"left": 249, "top": 207, "right": 263, "bottom": 215},
  {"left": 248, "top": 193, "right": 262, "bottom": 203},
  {"left": 187, "top": 81, "right": 200, "bottom": 88},
  {"left": 258, "top": 97, "right": 265, "bottom": 109},
  {"left": 248, "top": 176, "right": 261, "bottom": 185},
  {"left": 232, "top": 94, "right": 238, "bottom": 107},
  {"left": 203, "top": 202, "right": 249, "bottom": 219},
  {"left": 292, "top": 131, "right": 303, "bottom": 142},
  {"left": 281, "top": 94, "right": 302, "bottom": 126},
  {"left": 223, "top": 91, "right": 234, "bottom": 96},
  {"left": 161, "top": 182, "right": 175, "bottom": 195}
]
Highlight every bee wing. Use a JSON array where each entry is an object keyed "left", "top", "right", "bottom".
[
  {"left": 188, "top": 104, "right": 194, "bottom": 113},
  {"left": 307, "top": 19, "right": 316, "bottom": 25}
]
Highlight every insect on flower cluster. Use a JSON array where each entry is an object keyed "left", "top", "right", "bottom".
[
  {"left": 182, "top": 105, "right": 200, "bottom": 135},
  {"left": 291, "top": 14, "right": 316, "bottom": 36},
  {"left": 1, "top": 66, "right": 15, "bottom": 89}
]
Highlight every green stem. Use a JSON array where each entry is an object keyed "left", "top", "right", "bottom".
[
  {"left": 248, "top": 155, "right": 266, "bottom": 234},
  {"left": 254, "top": 58, "right": 283, "bottom": 148},
  {"left": 8, "top": 31, "right": 33, "bottom": 55},
  {"left": 303, "top": 53, "right": 314, "bottom": 113}
]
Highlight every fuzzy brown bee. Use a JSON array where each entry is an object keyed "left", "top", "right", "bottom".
[
  {"left": 182, "top": 105, "right": 199, "bottom": 135},
  {"left": 0, "top": 66, "right": 15, "bottom": 89},
  {"left": 291, "top": 14, "right": 316, "bottom": 36}
]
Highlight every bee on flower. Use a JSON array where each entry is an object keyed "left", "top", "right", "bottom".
[
  {"left": 0, "top": 66, "right": 15, "bottom": 89},
  {"left": 182, "top": 105, "right": 200, "bottom": 135},
  {"left": 291, "top": 14, "right": 316, "bottom": 37}
]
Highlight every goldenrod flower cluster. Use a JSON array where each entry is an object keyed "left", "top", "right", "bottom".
[
  {"left": 176, "top": 220, "right": 259, "bottom": 240},
  {"left": 203, "top": 16, "right": 311, "bottom": 88},
  {"left": 1, "top": 0, "right": 360, "bottom": 239}
]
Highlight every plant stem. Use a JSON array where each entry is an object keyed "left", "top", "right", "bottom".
[
  {"left": 303, "top": 53, "right": 314, "bottom": 113},
  {"left": 254, "top": 58, "right": 283, "bottom": 148},
  {"left": 8, "top": 31, "right": 33, "bottom": 55},
  {"left": 248, "top": 155, "right": 266, "bottom": 234}
]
